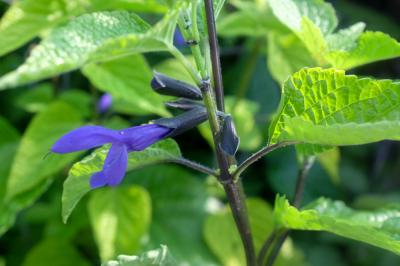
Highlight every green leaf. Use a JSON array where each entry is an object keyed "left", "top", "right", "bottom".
[
  {"left": 83, "top": 55, "right": 169, "bottom": 117},
  {"left": 217, "top": 2, "right": 287, "bottom": 37},
  {"left": 0, "top": 0, "right": 170, "bottom": 57},
  {"left": 126, "top": 165, "right": 218, "bottom": 265},
  {"left": 102, "top": 245, "right": 176, "bottom": 266},
  {"left": 58, "top": 89, "right": 93, "bottom": 118},
  {"left": 6, "top": 101, "right": 83, "bottom": 200},
  {"left": 317, "top": 147, "right": 340, "bottom": 184},
  {"left": 88, "top": 185, "right": 151, "bottom": 261},
  {"left": 269, "top": 67, "right": 400, "bottom": 147},
  {"left": 204, "top": 198, "right": 305, "bottom": 266},
  {"left": 0, "top": 116, "right": 19, "bottom": 146},
  {"left": 15, "top": 84, "right": 54, "bottom": 113},
  {"left": 0, "top": 0, "right": 88, "bottom": 57},
  {"left": 267, "top": 32, "right": 316, "bottom": 84},
  {"left": 274, "top": 196, "right": 400, "bottom": 255},
  {"left": 0, "top": 6, "right": 183, "bottom": 90},
  {"left": 22, "top": 238, "right": 90, "bottom": 266},
  {"left": 325, "top": 31, "right": 400, "bottom": 69},
  {"left": 62, "top": 139, "right": 181, "bottom": 223},
  {"left": 269, "top": 0, "right": 337, "bottom": 36},
  {"left": 269, "top": 0, "right": 400, "bottom": 69}
]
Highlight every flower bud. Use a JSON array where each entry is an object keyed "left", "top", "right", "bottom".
[
  {"left": 151, "top": 72, "right": 202, "bottom": 100},
  {"left": 153, "top": 107, "right": 208, "bottom": 137},
  {"left": 220, "top": 115, "right": 240, "bottom": 156},
  {"left": 165, "top": 98, "right": 203, "bottom": 111}
]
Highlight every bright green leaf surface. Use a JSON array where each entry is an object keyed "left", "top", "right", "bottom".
[
  {"left": 83, "top": 55, "right": 168, "bottom": 117},
  {"left": 269, "top": 68, "right": 400, "bottom": 146},
  {"left": 267, "top": 32, "right": 316, "bottom": 84},
  {"left": 6, "top": 101, "right": 83, "bottom": 200},
  {"left": 274, "top": 196, "right": 400, "bottom": 255},
  {"left": 102, "top": 245, "right": 176, "bottom": 266},
  {"left": 22, "top": 238, "right": 90, "bottom": 266},
  {"left": 0, "top": 7, "right": 182, "bottom": 90},
  {"left": 127, "top": 165, "right": 219, "bottom": 265},
  {"left": 317, "top": 147, "right": 340, "bottom": 184},
  {"left": 0, "top": 0, "right": 170, "bottom": 57},
  {"left": 62, "top": 139, "right": 181, "bottom": 223},
  {"left": 88, "top": 185, "right": 151, "bottom": 261},
  {"left": 326, "top": 31, "right": 400, "bottom": 69},
  {"left": 204, "top": 198, "right": 305, "bottom": 266}
]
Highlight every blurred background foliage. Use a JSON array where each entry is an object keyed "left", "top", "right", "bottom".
[{"left": 0, "top": 0, "right": 399, "bottom": 265}]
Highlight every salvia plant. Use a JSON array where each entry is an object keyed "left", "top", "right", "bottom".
[{"left": 1, "top": 0, "right": 400, "bottom": 265}]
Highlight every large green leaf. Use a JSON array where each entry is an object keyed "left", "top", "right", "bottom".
[
  {"left": 274, "top": 196, "right": 400, "bottom": 255},
  {"left": 0, "top": 0, "right": 169, "bottom": 57},
  {"left": 267, "top": 32, "right": 315, "bottom": 84},
  {"left": 269, "top": 0, "right": 400, "bottom": 69},
  {"left": 126, "top": 165, "right": 218, "bottom": 265},
  {"left": 269, "top": 68, "right": 400, "bottom": 146},
  {"left": 88, "top": 185, "right": 151, "bottom": 261},
  {"left": 0, "top": 6, "right": 183, "bottom": 90},
  {"left": 22, "top": 238, "right": 90, "bottom": 266},
  {"left": 325, "top": 31, "right": 400, "bottom": 69},
  {"left": 217, "top": 1, "right": 286, "bottom": 37},
  {"left": 102, "top": 245, "right": 176, "bottom": 266},
  {"left": 62, "top": 139, "right": 181, "bottom": 223},
  {"left": 5, "top": 101, "right": 83, "bottom": 200},
  {"left": 83, "top": 55, "right": 168, "bottom": 117},
  {"left": 204, "top": 198, "right": 305, "bottom": 266}
]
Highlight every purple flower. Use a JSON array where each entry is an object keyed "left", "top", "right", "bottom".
[
  {"left": 174, "top": 28, "right": 186, "bottom": 47},
  {"left": 97, "top": 93, "right": 113, "bottom": 114},
  {"left": 52, "top": 124, "right": 172, "bottom": 188}
]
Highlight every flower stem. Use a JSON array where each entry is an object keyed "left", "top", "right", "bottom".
[
  {"left": 202, "top": 1, "right": 257, "bottom": 265},
  {"left": 233, "top": 142, "right": 298, "bottom": 180},
  {"left": 164, "top": 157, "right": 218, "bottom": 177},
  {"left": 204, "top": 0, "right": 224, "bottom": 112}
]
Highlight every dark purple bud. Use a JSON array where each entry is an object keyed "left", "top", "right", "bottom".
[
  {"left": 220, "top": 115, "right": 240, "bottom": 156},
  {"left": 153, "top": 107, "right": 208, "bottom": 137},
  {"left": 97, "top": 93, "right": 113, "bottom": 113},
  {"left": 165, "top": 98, "right": 203, "bottom": 111},
  {"left": 151, "top": 72, "right": 202, "bottom": 100}
]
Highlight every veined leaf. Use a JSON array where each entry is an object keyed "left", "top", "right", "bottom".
[
  {"left": 83, "top": 55, "right": 169, "bottom": 117},
  {"left": 102, "top": 245, "right": 176, "bottom": 266},
  {"left": 325, "top": 31, "right": 400, "bottom": 70},
  {"left": 274, "top": 196, "right": 400, "bottom": 255},
  {"left": 269, "top": 0, "right": 400, "bottom": 69},
  {"left": 6, "top": 101, "right": 83, "bottom": 200},
  {"left": 0, "top": 0, "right": 170, "bottom": 57},
  {"left": 269, "top": 68, "right": 400, "bottom": 146},
  {"left": 62, "top": 139, "right": 181, "bottom": 223},
  {"left": 88, "top": 185, "right": 151, "bottom": 261},
  {"left": 0, "top": 6, "right": 183, "bottom": 90}
]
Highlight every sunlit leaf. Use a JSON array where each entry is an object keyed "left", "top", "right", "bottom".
[
  {"left": 269, "top": 68, "right": 400, "bottom": 147},
  {"left": 274, "top": 196, "right": 400, "bottom": 255}
]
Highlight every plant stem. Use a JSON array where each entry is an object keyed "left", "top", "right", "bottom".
[
  {"left": 233, "top": 142, "right": 298, "bottom": 179},
  {"left": 165, "top": 157, "right": 218, "bottom": 177},
  {"left": 263, "top": 157, "right": 316, "bottom": 266},
  {"left": 204, "top": 0, "right": 225, "bottom": 112},
  {"left": 257, "top": 230, "right": 277, "bottom": 266},
  {"left": 168, "top": 45, "right": 202, "bottom": 85}
]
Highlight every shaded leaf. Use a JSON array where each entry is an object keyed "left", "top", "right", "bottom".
[
  {"left": 88, "top": 185, "right": 151, "bottom": 261},
  {"left": 83, "top": 55, "right": 168, "bottom": 117}
]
